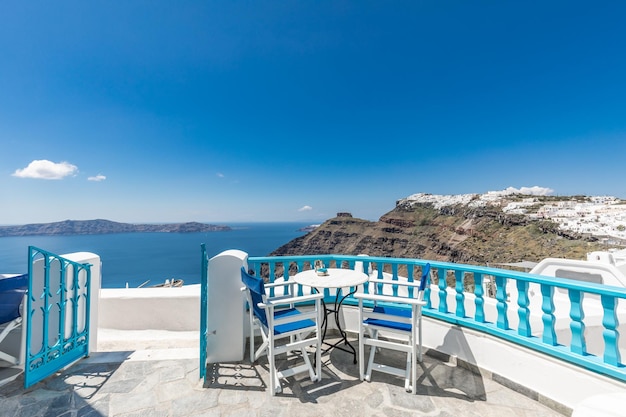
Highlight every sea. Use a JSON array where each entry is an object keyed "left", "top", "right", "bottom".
[{"left": 0, "top": 222, "right": 311, "bottom": 288}]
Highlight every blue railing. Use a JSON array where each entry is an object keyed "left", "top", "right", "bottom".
[{"left": 248, "top": 254, "right": 626, "bottom": 383}]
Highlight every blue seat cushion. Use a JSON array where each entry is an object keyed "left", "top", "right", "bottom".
[
  {"left": 273, "top": 308, "right": 316, "bottom": 335},
  {"left": 364, "top": 305, "right": 412, "bottom": 332},
  {"left": 0, "top": 274, "right": 28, "bottom": 324}
]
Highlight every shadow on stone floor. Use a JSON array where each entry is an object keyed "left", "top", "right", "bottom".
[
  {"left": 203, "top": 335, "right": 488, "bottom": 406},
  {"left": 0, "top": 353, "right": 132, "bottom": 417}
]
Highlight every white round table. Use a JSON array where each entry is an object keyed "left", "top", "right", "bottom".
[
  {"left": 293, "top": 268, "right": 368, "bottom": 289},
  {"left": 293, "top": 268, "right": 368, "bottom": 363}
]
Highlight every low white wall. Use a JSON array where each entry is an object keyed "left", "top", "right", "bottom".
[
  {"left": 98, "top": 284, "right": 200, "bottom": 332},
  {"left": 422, "top": 318, "right": 624, "bottom": 413}
]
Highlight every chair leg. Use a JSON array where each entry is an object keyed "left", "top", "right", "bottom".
[
  {"left": 268, "top": 337, "right": 281, "bottom": 395},
  {"left": 365, "top": 329, "right": 378, "bottom": 382},
  {"left": 408, "top": 332, "right": 418, "bottom": 394},
  {"left": 417, "top": 317, "right": 423, "bottom": 362},
  {"left": 297, "top": 334, "right": 316, "bottom": 382},
  {"left": 358, "top": 324, "right": 365, "bottom": 381},
  {"left": 0, "top": 319, "right": 21, "bottom": 365},
  {"left": 253, "top": 330, "right": 269, "bottom": 362},
  {"left": 304, "top": 347, "right": 317, "bottom": 382},
  {"left": 287, "top": 334, "right": 294, "bottom": 356},
  {"left": 249, "top": 320, "right": 255, "bottom": 363},
  {"left": 358, "top": 301, "right": 365, "bottom": 381},
  {"left": 315, "top": 305, "right": 322, "bottom": 382},
  {"left": 298, "top": 333, "right": 322, "bottom": 383},
  {"left": 315, "top": 336, "right": 322, "bottom": 382},
  {"left": 411, "top": 351, "right": 417, "bottom": 395},
  {"left": 415, "top": 318, "right": 421, "bottom": 393},
  {"left": 404, "top": 351, "right": 412, "bottom": 392}
]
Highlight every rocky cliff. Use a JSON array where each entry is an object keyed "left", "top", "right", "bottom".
[{"left": 271, "top": 199, "right": 609, "bottom": 265}]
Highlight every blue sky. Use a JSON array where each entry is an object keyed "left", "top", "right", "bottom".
[{"left": 1, "top": 1, "right": 625, "bottom": 225}]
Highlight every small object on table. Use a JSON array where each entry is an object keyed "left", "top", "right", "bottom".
[{"left": 316, "top": 267, "right": 329, "bottom": 276}]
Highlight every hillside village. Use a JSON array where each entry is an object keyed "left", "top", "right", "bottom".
[{"left": 400, "top": 191, "right": 626, "bottom": 244}]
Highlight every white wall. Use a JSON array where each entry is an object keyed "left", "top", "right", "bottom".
[
  {"left": 98, "top": 284, "right": 200, "bottom": 332},
  {"left": 60, "top": 252, "right": 102, "bottom": 353}
]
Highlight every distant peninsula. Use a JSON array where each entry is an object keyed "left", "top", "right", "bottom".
[{"left": 0, "top": 219, "right": 231, "bottom": 237}]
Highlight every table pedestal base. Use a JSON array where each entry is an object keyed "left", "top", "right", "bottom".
[
  {"left": 320, "top": 289, "right": 357, "bottom": 364},
  {"left": 293, "top": 268, "right": 368, "bottom": 366}
]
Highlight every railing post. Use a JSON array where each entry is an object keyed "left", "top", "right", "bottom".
[
  {"left": 568, "top": 289, "right": 586, "bottom": 355},
  {"left": 267, "top": 262, "right": 276, "bottom": 297},
  {"left": 455, "top": 270, "right": 465, "bottom": 318},
  {"left": 474, "top": 272, "right": 485, "bottom": 323},
  {"left": 295, "top": 260, "right": 305, "bottom": 296},
  {"left": 495, "top": 275, "right": 509, "bottom": 330},
  {"left": 406, "top": 264, "right": 415, "bottom": 298},
  {"left": 540, "top": 283, "right": 557, "bottom": 346},
  {"left": 437, "top": 268, "right": 448, "bottom": 314},
  {"left": 601, "top": 294, "right": 621, "bottom": 366},
  {"left": 516, "top": 280, "right": 531, "bottom": 337}
]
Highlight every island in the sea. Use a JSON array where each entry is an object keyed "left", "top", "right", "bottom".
[
  {"left": 298, "top": 224, "right": 320, "bottom": 232},
  {"left": 0, "top": 219, "right": 231, "bottom": 237}
]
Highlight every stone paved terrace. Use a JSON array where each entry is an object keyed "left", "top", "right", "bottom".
[{"left": 0, "top": 333, "right": 566, "bottom": 417}]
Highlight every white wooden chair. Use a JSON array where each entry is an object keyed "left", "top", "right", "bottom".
[
  {"left": 240, "top": 267, "right": 323, "bottom": 395},
  {"left": 0, "top": 274, "right": 28, "bottom": 386},
  {"left": 354, "top": 263, "right": 430, "bottom": 393}
]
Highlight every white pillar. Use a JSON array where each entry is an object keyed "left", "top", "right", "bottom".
[
  {"left": 61, "top": 252, "right": 101, "bottom": 353},
  {"left": 206, "top": 250, "right": 247, "bottom": 363}
]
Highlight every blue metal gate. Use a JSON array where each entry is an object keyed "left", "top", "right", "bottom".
[
  {"left": 199, "top": 243, "right": 209, "bottom": 384},
  {"left": 24, "top": 247, "right": 92, "bottom": 388}
]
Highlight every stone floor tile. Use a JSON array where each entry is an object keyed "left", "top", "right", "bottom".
[{"left": 0, "top": 337, "right": 567, "bottom": 417}]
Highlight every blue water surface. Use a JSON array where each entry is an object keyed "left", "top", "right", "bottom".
[{"left": 0, "top": 222, "right": 310, "bottom": 288}]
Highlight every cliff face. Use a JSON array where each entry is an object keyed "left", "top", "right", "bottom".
[{"left": 271, "top": 203, "right": 607, "bottom": 265}]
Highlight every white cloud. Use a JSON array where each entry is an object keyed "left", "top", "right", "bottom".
[
  {"left": 298, "top": 205, "right": 313, "bottom": 212},
  {"left": 217, "top": 172, "right": 224, "bottom": 178},
  {"left": 504, "top": 186, "right": 554, "bottom": 196},
  {"left": 88, "top": 174, "right": 107, "bottom": 182},
  {"left": 12, "top": 160, "right": 78, "bottom": 180}
]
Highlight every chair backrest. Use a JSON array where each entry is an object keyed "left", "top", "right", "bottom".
[
  {"left": 240, "top": 267, "right": 268, "bottom": 328},
  {"left": 417, "top": 263, "right": 431, "bottom": 300},
  {"left": 0, "top": 274, "right": 28, "bottom": 324}
]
